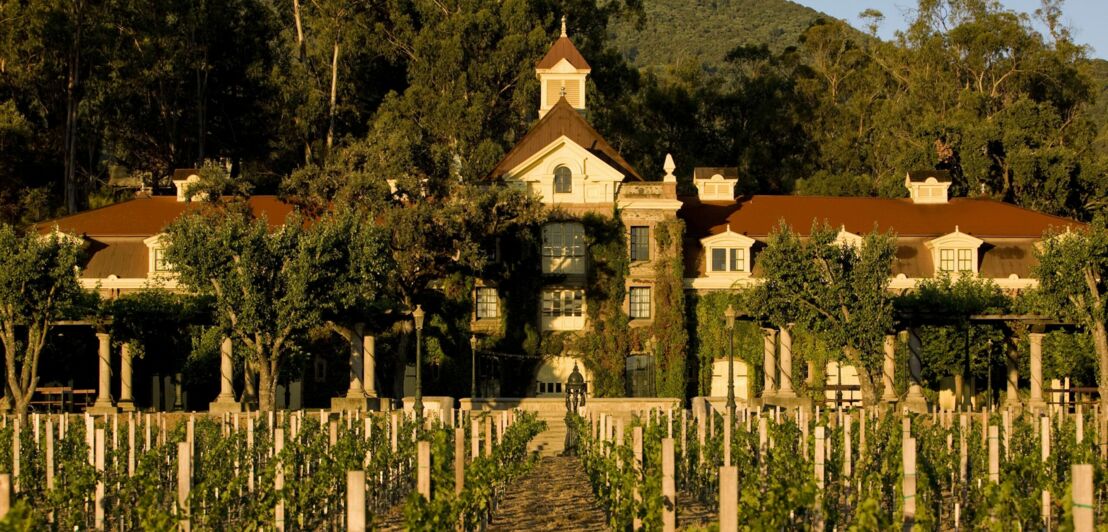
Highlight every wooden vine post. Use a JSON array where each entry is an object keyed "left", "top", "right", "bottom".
[
  {"left": 347, "top": 471, "right": 366, "bottom": 532},
  {"left": 455, "top": 427, "right": 465, "bottom": 495},
  {"left": 417, "top": 440, "right": 431, "bottom": 499},
  {"left": 1073, "top": 464, "right": 1093, "bottom": 531},
  {"left": 662, "top": 437, "right": 676, "bottom": 532}
]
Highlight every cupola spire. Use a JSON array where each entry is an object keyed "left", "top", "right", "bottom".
[{"left": 535, "top": 16, "right": 591, "bottom": 118}]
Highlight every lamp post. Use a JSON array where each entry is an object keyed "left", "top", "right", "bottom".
[
  {"left": 470, "top": 334, "right": 478, "bottom": 399},
  {"left": 724, "top": 304, "right": 737, "bottom": 428},
  {"left": 413, "top": 304, "right": 425, "bottom": 424}
]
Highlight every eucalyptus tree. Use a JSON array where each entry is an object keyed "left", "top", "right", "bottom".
[
  {"left": 0, "top": 224, "right": 88, "bottom": 416},
  {"left": 754, "top": 222, "right": 896, "bottom": 404}
]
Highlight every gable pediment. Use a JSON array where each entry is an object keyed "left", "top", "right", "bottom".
[{"left": 502, "top": 135, "right": 625, "bottom": 205}]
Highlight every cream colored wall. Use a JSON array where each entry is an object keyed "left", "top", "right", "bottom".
[
  {"left": 825, "top": 361, "right": 862, "bottom": 404},
  {"left": 709, "top": 358, "right": 751, "bottom": 401},
  {"left": 533, "top": 355, "right": 594, "bottom": 397}
]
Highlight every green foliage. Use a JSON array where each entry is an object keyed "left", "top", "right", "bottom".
[
  {"left": 404, "top": 411, "right": 545, "bottom": 529},
  {"left": 578, "top": 212, "right": 631, "bottom": 397},
  {"left": 755, "top": 222, "right": 896, "bottom": 401},
  {"left": 609, "top": 0, "right": 832, "bottom": 70},
  {"left": 688, "top": 291, "right": 761, "bottom": 397},
  {"left": 647, "top": 218, "right": 688, "bottom": 398},
  {"left": 1034, "top": 219, "right": 1108, "bottom": 409},
  {"left": 895, "top": 275, "right": 1011, "bottom": 385},
  {"left": 0, "top": 224, "right": 90, "bottom": 415}
]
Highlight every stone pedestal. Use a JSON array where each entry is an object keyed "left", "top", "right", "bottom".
[
  {"left": 331, "top": 396, "right": 381, "bottom": 413},
  {"left": 1029, "top": 333, "right": 1046, "bottom": 411},
  {"left": 209, "top": 337, "right": 241, "bottom": 414},
  {"left": 117, "top": 342, "right": 136, "bottom": 412},
  {"left": 903, "top": 330, "right": 929, "bottom": 413},
  {"left": 762, "top": 328, "right": 777, "bottom": 398},
  {"left": 87, "top": 332, "right": 119, "bottom": 415},
  {"left": 776, "top": 326, "right": 796, "bottom": 398},
  {"left": 881, "top": 335, "right": 898, "bottom": 403}
]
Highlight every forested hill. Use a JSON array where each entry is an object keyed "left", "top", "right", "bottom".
[{"left": 609, "top": 0, "right": 836, "bottom": 70}]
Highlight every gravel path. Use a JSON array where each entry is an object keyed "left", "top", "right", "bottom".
[{"left": 487, "top": 456, "right": 609, "bottom": 532}]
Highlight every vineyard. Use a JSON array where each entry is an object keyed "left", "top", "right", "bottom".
[
  {"left": 0, "top": 409, "right": 545, "bottom": 530},
  {"left": 577, "top": 406, "right": 1105, "bottom": 530}
]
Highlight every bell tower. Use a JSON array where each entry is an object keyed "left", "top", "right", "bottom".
[{"left": 536, "top": 16, "right": 591, "bottom": 118}]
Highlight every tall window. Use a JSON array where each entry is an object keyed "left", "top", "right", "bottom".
[
  {"left": 957, "top": 249, "right": 973, "bottom": 272},
  {"left": 542, "top": 289, "right": 584, "bottom": 317},
  {"left": 629, "top": 287, "right": 651, "bottom": 319},
  {"left": 554, "top": 165, "right": 572, "bottom": 193},
  {"left": 710, "top": 248, "right": 745, "bottom": 272},
  {"left": 630, "top": 226, "right": 650, "bottom": 261},
  {"left": 542, "top": 223, "right": 586, "bottom": 273},
  {"left": 475, "top": 287, "right": 498, "bottom": 319},
  {"left": 153, "top": 248, "right": 172, "bottom": 272}
]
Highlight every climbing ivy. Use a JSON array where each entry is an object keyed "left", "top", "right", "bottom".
[
  {"left": 646, "top": 217, "right": 688, "bottom": 398},
  {"left": 687, "top": 291, "right": 762, "bottom": 397},
  {"left": 577, "top": 212, "right": 630, "bottom": 397}
]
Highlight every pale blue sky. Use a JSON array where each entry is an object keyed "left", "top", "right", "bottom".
[{"left": 793, "top": 0, "right": 1108, "bottom": 58}]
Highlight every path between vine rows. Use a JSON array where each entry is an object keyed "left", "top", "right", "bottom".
[{"left": 373, "top": 456, "right": 717, "bottom": 530}]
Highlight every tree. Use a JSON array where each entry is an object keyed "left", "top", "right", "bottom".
[
  {"left": 754, "top": 222, "right": 896, "bottom": 404},
  {"left": 1033, "top": 219, "right": 1108, "bottom": 421},
  {"left": 164, "top": 200, "right": 384, "bottom": 411},
  {"left": 0, "top": 224, "right": 87, "bottom": 416}
]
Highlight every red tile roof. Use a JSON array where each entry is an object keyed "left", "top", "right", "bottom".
[
  {"left": 490, "top": 98, "right": 641, "bottom": 181},
  {"left": 680, "top": 195, "right": 1082, "bottom": 240},
  {"left": 536, "top": 36, "right": 591, "bottom": 70},
  {"left": 37, "top": 196, "right": 298, "bottom": 237}
]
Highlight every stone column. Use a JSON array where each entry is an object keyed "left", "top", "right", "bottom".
[
  {"left": 332, "top": 325, "right": 375, "bottom": 412},
  {"left": 762, "top": 328, "right": 777, "bottom": 398},
  {"left": 882, "top": 334, "right": 898, "bottom": 403},
  {"left": 904, "top": 329, "right": 928, "bottom": 413},
  {"left": 88, "top": 332, "right": 117, "bottom": 414},
  {"left": 364, "top": 335, "right": 377, "bottom": 397},
  {"left": 1029, "top": 332, "right": 1045, "bottom": 410},
  {"left": 1006, "top": 341, "right": 1021, "bottom": 409},
  {"left": 346, "top": 326, "right": 365, "bottom": 398},
  {"left": 777, "top": 326, "right": 796, "bottom": 398},
  {"left": 210, "top": 337, "right": 241, "bottom": 414},
  {"left": 118, "top": 342, "right": 135, "bottom": 412}
]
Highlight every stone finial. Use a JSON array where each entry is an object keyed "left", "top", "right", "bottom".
[
  {"left": 561, "top": 15, "right": 567, "bottom": 37},
  {"left": 663, "top": 153, "right": 676, "bottom": 183}
]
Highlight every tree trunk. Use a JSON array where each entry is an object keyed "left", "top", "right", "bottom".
[
  {"left": 63, "top": 7, "right": 83, "bottom": 214},
  {"left": 256, "top": 353, "right": 277, "bottom": 412},
  {"left": 292, "top": 0, "right": 305, "bottom": 58},
  {"left": 326, "top": 40, "right": 340, "bottom": 156},
  {"left": 843, "top": 346, "right": 878, "bottom": 407},
  {"left": 1093, "top": 320, "right": 1108, "bottom": 424}
]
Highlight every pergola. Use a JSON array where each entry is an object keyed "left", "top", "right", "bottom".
[{"left": 892, "top": 312, "right": 1076, "bottom": 413}]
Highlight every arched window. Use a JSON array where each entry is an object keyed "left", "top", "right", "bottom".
[{"left": 554, "top": 165, "right": 572, "bottom": 193}]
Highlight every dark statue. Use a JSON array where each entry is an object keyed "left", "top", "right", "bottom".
[{"left": 561, "top": 363, "right": 587, "bottom": 456}]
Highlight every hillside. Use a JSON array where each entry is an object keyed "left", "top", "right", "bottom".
[{"left": 609, "top": 0, "right": 832, "bottom": 70}]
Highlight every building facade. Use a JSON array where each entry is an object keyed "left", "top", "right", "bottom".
[{"left": 41, "top": 29, "right": 1082, "bottom": 406}]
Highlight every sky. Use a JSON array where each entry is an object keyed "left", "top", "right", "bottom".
[{"left": 793, "top": 0, "right": 1108, "bottom": 59}]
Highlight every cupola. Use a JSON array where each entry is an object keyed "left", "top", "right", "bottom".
[
  {"left": 904, "top": 170, "right": 952, "bottom": 204},
  {"left": 536, "top": 17, "right": 591, "bottom": 118},
  {"left": 693, "top": 167, "right": 738, "bottom": 201}
]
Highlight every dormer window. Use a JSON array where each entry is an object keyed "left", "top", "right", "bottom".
[
  {"left": 701, "top": 225, "right": 756, "bottom": 277},
  {"left": 153, "top": 248, "right": 173, "bottom": 272},
  {"left": 926, "top": 227, "right": 983, "bottom": 276},
  {"left": 710, "top": 248, "right": 745, "bottom": 272},
  {"left": 554, "top": 166, "right": 572, "bottom": 193}
]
